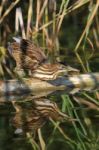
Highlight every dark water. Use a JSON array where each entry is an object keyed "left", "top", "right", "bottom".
[
  {"left": 0, "top": 99, "right": 43, "bottom": 150},
  {"left": 0, "top": 87, "right": 99, "bottom": 150},
  {"left": 0, "top": 94, "right": 69, "bottom": 150}
]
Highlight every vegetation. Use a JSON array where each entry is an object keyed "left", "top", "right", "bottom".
[{"left": 0, "top": 0, "right": 99, "bottom": 150}]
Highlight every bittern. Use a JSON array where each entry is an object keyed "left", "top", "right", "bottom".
[{"left": 8, "top": 38, "right": 79, "bottom": 80}]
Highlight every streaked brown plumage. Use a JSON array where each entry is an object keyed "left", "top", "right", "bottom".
[
  {"left": 32, "top": 63, "right": 79, "bottom": 80},
  {"left": 8, "top": 39, "right": 47, "bottom": 71},
  {"left": 12, "top": 98, "right": 68, "bottom": 132},
  {"left": 32, "top": 98, "right": 68, "bottom": 120},
  {"left": 8, "top": 38, "right": 79, "bottom": 79}
]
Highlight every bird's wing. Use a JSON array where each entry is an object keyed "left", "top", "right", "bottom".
[
  {"left": 8, "top": 38, "right": 47, "bottom": 70},
  {"left": 20, "top": 39, "right": 47, "bottom": 62}
]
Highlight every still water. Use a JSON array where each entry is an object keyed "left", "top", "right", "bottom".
[
  {"left": 0, "top": 94, "right": 71, "bottom": 150},
  {"left": 0, "top": 88, "right": 99, "bottom": 150}
]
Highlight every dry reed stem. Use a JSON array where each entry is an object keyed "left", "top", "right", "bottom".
[
  {"left": 38, "top": 0, "right": 48, "bottom": 23},
  {"left": 56, "top": 0, "right": 69, "bottom": 34},
  {"left": 26, "top": 132, "right": 40, "bottom": 150},
  {"left": 67, "top": 0, "right": 89, "bottom": 13},
  {"left": 73, "top": 96, "right": 99, "bottom": 111},
  {"left": 36, "top": 0, "right": 41, "bottom": 30},
  {"left": 38, "top": 129, "right": 46, "bottom": 150},
  {"left": 26, "top": 0, "right": 33, "bottom": 38},
  {"left": 38, "top": 0, "right": 48, "bottom": 21},
  {"left": 33, "top": 0, "right": 90, "bottom": 35},
  {"left": 86, "top": 37, "right": 95, "bottom": 59},
  {"left": 15, "top": 7, "right": 26, "bottom": 38},
  {"left": 35, "top": 0, "right": 48, "bottom": 31},
  {"left": 95, "top": 15, "right": 99, "bottom": 35},
  {"left": 74, "top": 0, "right": 99, "bottom": 52},
  {"left": 0, "top": 0, "right": 6, "bottom": 17},
  {"left": 42, "top": 26, "right": 51, "bottom": 47},
  {"left": 73, "top": 0, "right": 99, "bottom": 72},
  {"left": 0, "top": 0, "right": 21, "bottom": 24},
  {"left": 93, "top": 27, "right": 99, "bottom": 49}
]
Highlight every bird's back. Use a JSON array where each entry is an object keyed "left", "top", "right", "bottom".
[{"left": 8, "top": 39, "right": 47, "bottom": 71}]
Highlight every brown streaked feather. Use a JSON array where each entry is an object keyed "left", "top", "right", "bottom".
[
  {"left": 8, "top": 39, "right": 47, "bottom": 71},
  {"left": 20, "top": 39, "right": 47, "bottom": 62},
  {"left": 33, "top": 98, "right": 68, "bottom": 121},
  {"left": 11, "top": 98, "right": 68, "bottom": 132},
  {"left": 32, "top": 63, "right": 80, "bottom": 80},
  {"left": 8, "top": 38, "right": 79, "bottom": 79},
  {"left": 9, "top": 49, "right": 39, "bottom": 70}
]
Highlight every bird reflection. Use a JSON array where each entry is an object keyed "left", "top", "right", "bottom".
[{"left": 11, "top": 98, "right": 70, "bottom": 134}]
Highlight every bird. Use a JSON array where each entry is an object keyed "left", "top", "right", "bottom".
[{"left": 8, "top": 38, "right": 79, "bottom": 80}]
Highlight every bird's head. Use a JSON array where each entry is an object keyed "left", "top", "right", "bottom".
[{"left": 53, "top": 63, "right": 80, "bottom": 77}]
